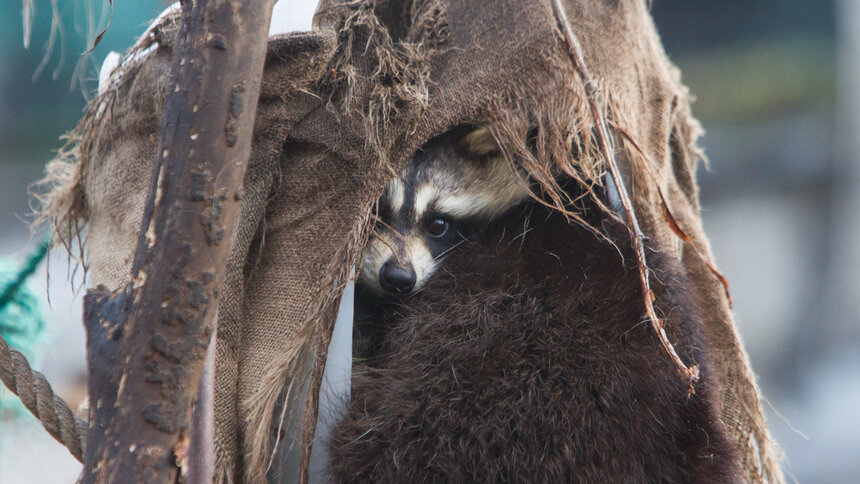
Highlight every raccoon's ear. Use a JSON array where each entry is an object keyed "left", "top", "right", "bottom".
[{"left": 459, "top": 127, "right": 502, "bottom": 157}]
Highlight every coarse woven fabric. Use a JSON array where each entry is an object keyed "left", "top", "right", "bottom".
[{"left": 38, "top": 0, "right": 783, "bottom": 482}]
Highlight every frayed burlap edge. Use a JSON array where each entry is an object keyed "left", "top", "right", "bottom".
[
  {"left": 241, "top": 206, "right": 376, "bottom": 483},
  {"left": 33, "top": 10, "right": 181, "bottom": 261},
  {"left": 240, "top": 2, "right": 442, "bottom": 481},
  {"left": 315, "top": 0, "right": 439, "bottom": 167}
]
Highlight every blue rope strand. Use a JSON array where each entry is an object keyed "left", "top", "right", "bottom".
[
  {"left": 0, "top": 235, "right": 51, "bottom": 418},
  {"left": 0, "top": 236, "right": 50, "bottom": 309}
]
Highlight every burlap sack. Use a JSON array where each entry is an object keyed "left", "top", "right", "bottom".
[{"left": 40, "top": 0, "right": 783, "bottom": 482}]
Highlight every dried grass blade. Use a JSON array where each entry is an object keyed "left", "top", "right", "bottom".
[
  {"left": 610, "top": 120, "right": 733, "bottom": 308},
  {"left": 657, "top": 188, "right": 733, "bottom": 308},
  {"left": 83, "top": 0, "right": 113, "bottom": 55}
]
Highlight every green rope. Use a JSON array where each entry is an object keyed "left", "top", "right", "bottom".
[
  {"left": 0, "top": 237, "right": 50, "bottom": 309},
  {"left": 0, "top": 236, "right": 51, "bottom": 418}
]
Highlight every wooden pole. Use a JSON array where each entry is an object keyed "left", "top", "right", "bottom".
[{"left": 81, "top": 0, "right": 276, "bottom": 481}]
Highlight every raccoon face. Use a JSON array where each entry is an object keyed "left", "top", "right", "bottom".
[{"left": 359, "top": 127, "right": 527, "bottom": 296}]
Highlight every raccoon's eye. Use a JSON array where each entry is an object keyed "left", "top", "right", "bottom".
[{"left": 427, "top": 218, "right": 449, "bottom": 237}]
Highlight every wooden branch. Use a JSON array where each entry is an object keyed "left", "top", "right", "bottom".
[
  {"left": 549, "top": 0, "right": 699, "bottom": 393},
  {"left": 81, "top": 0, "right": 277, "bottom": 481}
]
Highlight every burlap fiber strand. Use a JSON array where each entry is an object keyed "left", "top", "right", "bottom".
[{"left": 37, "top": 1, "right": 783, "bottom": 482}]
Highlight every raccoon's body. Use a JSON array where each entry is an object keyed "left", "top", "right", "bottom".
[
  {"left": 338, "top": 128, "right": 741, "bottom": 482},
  {"left": 338, "top": 197, "right": 741, "bottom": 482}
]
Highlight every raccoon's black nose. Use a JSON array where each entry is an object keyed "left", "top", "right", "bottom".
[{"left": 380, "top": 261, "right": 416, "bottom": 294}]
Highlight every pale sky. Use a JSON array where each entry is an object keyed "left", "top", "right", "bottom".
[{"left": 270, "top": 0, "right": 321, "bottom": 35}]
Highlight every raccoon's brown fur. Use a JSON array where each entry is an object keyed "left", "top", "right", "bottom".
[{"left": 332, "top": 198, "right": 741, "bottom": 483}]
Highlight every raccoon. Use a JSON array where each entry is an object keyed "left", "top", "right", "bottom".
[
  {"left": 358, "top": 127, "right": 528, "bottom": 296},
  {"left": 336, "top": 185, "right": 743, "bottom": 484},
  {"left": 339, "top": 128, "right": 742, "bottom": 483}
]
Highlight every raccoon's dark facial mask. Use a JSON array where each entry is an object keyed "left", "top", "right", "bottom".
[{"left": 359, "top": 127, "right": 527, "bottom": 296}]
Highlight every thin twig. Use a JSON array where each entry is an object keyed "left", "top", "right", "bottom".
[{"left": 549, "top": 0, "right": 698, "bottom": 393}]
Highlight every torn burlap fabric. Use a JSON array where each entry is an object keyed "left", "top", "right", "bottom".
[{"left": 40, "top": 0, "right": 783, "bottom": 482}]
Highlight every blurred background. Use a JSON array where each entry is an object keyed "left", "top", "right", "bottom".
[
  {"left": 654, "top": 1, "right": 860, "bottom": 482},
  {"left": 0, "top": 1, "right": 856, "bottom": 482}
]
